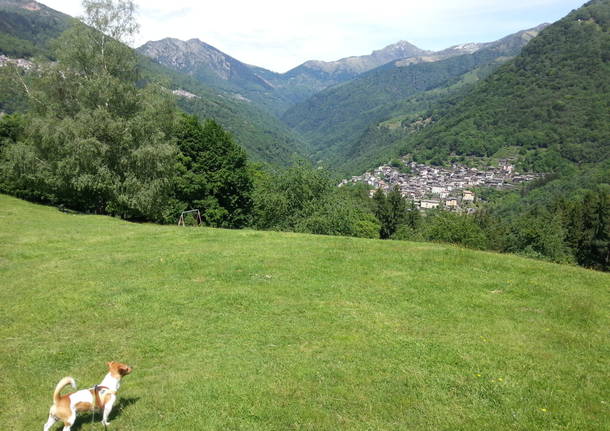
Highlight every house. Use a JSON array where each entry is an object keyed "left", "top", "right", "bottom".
[
  {"left": 445, "top": 197, "right": 459, "bottom": 208},
  {"left": 420, "top": 199, "right": 440, "bottom": 209},
  {"left": 463, "top": 190, "right": 475, "bottom": 202},
  {"left": 431, "top": 185, "right": 445, "bottom": 195}
]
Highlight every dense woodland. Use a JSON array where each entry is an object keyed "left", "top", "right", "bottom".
[{"left": 0, "top": 0, "right": 608, "bottom": 271}]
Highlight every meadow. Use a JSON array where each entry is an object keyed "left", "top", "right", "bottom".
[{"left": 0, "top": 194, "right": 608, "bottom": 430}]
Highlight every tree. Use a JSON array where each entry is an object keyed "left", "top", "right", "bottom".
[
  {"left": 0, "top": 113, "right": 25, "bottom": 149},
  {"left": 251, "top": 162, "right": 379, "bottom": 237},
  {"left": 405, "top": 200, "right": 421, "bottom": 230},
  {"left": 568, "top": 187, "right": 610, "bottom": 270},
  {"left": 0, "top": 0, "right": 178, "bottom": 221},
  {"left": 422, "top": 211, "right": 488, "bottom": 250},
  {"left": 252, "top": 160, "right": 332, "bottom": 231},
  {"left": 374, "top": 186, "right": 407, "bottom": 239},
  {"left": 173, "top": 115, "right": 253, "bottom": 228}
]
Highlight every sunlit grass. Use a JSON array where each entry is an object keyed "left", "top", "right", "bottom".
[{"left": 1, "top": 194, "right": 608, "bottom": 430}]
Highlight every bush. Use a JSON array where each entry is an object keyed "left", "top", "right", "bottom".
[{"left": 422, "top": 211, "right": 488, "bottom": 249}]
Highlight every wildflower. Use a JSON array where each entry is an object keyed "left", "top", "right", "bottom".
[{"left": 540, "top": 408, "right": 547, "bottom": 412}]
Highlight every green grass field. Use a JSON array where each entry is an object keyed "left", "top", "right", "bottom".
[{"left": 1, "top": 194, "right": 608, "bottom": 430}]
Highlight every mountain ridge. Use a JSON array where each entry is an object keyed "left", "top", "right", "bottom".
[
  {"left": 137, "top": 31, "right": 541, "bottom": 117},
  {"left": 285, "top": 40, "right": 431, "bottom": 83}
]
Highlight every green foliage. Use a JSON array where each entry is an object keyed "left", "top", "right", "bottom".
[
  {"left": 565, "top": 186, "right": 610, "bottom": 270},
  {"left": 418, "top": 210, "right": 488, "bottom": 249},
  {"left": 373, "top": 187, "right": 407, "bottom": 239},
  {"left": 283, "top": 38, "right": 526, "bottom": 169},
  {"left": 176, "top": 95, "right": 308, "bottom": 166},
  {"left": 0, "top": 1, "right": 178, "bottom": 221},
  {"left": 252, "top": 161, "right": 379, "bottom": 238},
  {"left": 173, "top": 115, "right": 253, "bottom": 228},
  {"left": 0, "top": 2, "right": 71, "bottom": 58},
  {"left": 0, "top": 0, "right": 308, "bottom": 167},
  {"left": 475, "top": 162, "right": 610, "bottom": 269},
  {"left": 0, "top": 112, "right": 24, "bottom": 147},
  {"left": 0, "top": 31, "right": 42, "bottom": 57},
  {"left": 389, "top": 158, "right": 412, "bottom": 174},
  {"left": 405, "top": 0, "right": 610, "bottom": 167},
  {"left": 492, "top": 210, "right": 573, "bottom": 262},
  {"left": 294, "top": 195, "right": 380, "bottom": 238},
  {"left": 0, "top": 88, "right": 178, "bottom": 220},
  {"left": 0, "top": 64, "right": 29, "bottom": 113},
  {"left": 252, "top": 161, "right": 331, "bottom": 231}
]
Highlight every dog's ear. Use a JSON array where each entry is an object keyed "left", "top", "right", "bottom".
[{"left": 107, "top": 361, "right": 113, "bottom": 368}]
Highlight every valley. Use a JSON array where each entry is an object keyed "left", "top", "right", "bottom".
[
  {"left": 0, "top": 1, "right": 608, "bottom": 429},
  {"left": 0, "top": 0, "right": 608, "bottom": 269}
]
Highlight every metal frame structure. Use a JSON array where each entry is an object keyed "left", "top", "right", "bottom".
[{"left": 178, "top": 209, "right": 203, "bottom": 226}]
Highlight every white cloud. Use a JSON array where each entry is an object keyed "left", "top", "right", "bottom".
[{"left": 42, "top": 0, "right": 585, "bottom": 72}]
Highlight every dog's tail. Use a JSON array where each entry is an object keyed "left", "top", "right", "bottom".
[{"left": 52, "top": 376, "right": 76, "bottom": 404}]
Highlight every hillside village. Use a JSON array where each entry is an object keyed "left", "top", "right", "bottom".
[
  {"left": 340, "top": 158, "right": 543, "bottom": 211},
  {"left": 0, "top": 54, "right": 33, "bottom": 69}
]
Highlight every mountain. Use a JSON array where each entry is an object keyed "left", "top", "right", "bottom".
[
  {"left": 0, "top": 0, "right": 71, "bottom": 57},
  {"left": 0, "top": 0, "right": 308, "bottom": 165},
  {"left": 281, "top": 25, "right": 546, "bottom": 170},
  {"left": 395, "top": 24, "right": 546, "bottom": 67},
  {"left": 138, "top": 31, "right": 550, "bottom": 121},
  {"left": 282, "top": 40, "right": 431, "bottom": 93},
  {"left": 138, "top": 39, "right": 434, "bottom": 116},
  {"left": 137, "top": 38, "right": 298, "bottom": 116},
  {"left": 397, "top": 0, "right": 610, "bottom": 171}
]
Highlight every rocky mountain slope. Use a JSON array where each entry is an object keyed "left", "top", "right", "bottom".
[
  {"left": 281, "top": 40, "right": 431, "bottom": 92},
  {"left": 137, "top": 38, "right": 434, "bottom": 115},
  {"left": 137, "top": 38, "right": 296, "bottom": 115}
]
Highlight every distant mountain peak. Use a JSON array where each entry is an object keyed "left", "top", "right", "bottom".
[
  {"left": 0, "top": 0, "right": 42, "bottom": 10},
  {"left": 290, "top": 40, "right": 429, "bottom": 80},
  {"left": 375, "top": 40, "right": 426, "bottom": 54}
]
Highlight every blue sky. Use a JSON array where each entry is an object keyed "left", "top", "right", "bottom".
[{"left": 42, "top": 0, "right": 586, "bottom": 72}]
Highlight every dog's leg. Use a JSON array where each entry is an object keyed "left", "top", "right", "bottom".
[
  {"left": 43, "top": 414, "right": 57, "bottom": 431},
  {"left": 101, "top": 394, "right": 116, "bottom": 426},
  {"left": 61, "top": 410, "right": 76, "bottom": 431}
]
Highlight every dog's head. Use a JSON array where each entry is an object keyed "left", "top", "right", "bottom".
[{"left": 107, "top": 361, "right": 133, "bottom": 379}]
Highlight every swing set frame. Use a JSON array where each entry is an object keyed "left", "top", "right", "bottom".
[{"left": 177, "top": 209, "right": 203, "bottom": 226}]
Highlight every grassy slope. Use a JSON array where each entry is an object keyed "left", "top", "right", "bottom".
[{"left": 0, "top": 194, "right": 608, "bottom": 430}]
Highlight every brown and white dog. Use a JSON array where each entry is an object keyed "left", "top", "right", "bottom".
[{"left": 43, "top": 361, "right": 132, "bottom": 430}]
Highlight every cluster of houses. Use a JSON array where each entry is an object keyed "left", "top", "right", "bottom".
[
  {"left": 339, "top": 158, "right": 542, "bottom": 211},
  {"left": 0, "top": 55, "right": 33, "bottom": 70}
]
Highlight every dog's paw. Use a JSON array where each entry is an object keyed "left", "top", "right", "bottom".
[{"left": 101, "top": 420, "right": 111, "bottom": 426}]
